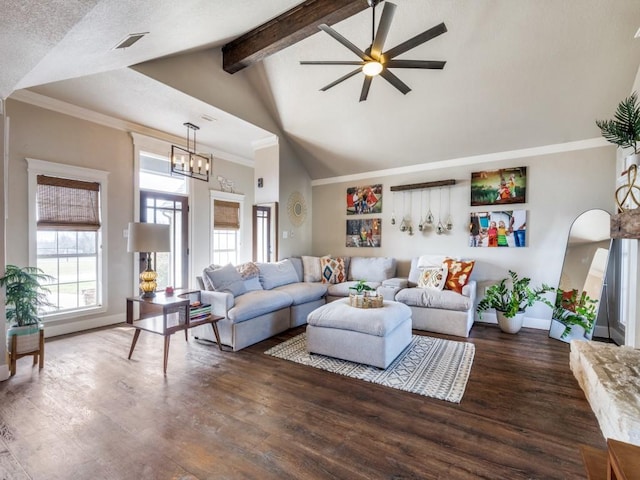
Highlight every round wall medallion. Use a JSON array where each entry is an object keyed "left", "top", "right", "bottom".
[{"left": 287, "top": 191, "right": 307, "bottom": 226}]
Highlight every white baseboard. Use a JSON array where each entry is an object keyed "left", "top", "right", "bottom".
[
  {"left": 475, "top": 313, "right": 550, "bottom": 331},
  {"left": 44, "top": 313, "right": 124, "bottom": 337}
]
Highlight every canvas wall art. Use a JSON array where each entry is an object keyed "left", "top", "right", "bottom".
[
  {"left": 470, "top": 210, "right": 527, "bottom": 248},
  {"left": 470, "top": 167, "right": 527, "bottom": 206},
  {"left": 346, "top": 218, "right": 381, "bottom": 247},
  {"left": 346, "top": 184, "right": 383, "bottom": 215}
]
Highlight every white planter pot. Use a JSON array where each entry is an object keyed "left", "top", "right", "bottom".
[
  {"left": 496, "top": 311, "right": 525, "bottom": 334},
  {"left": 624, "top": 153, "right": 640, "bottom": 171},
  {"left": 7, "top": 323, "right": 43, "bottom": 354}
]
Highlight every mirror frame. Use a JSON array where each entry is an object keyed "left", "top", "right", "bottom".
[{"left": 549, "top": 209, "right": 611, "bottom": 343}]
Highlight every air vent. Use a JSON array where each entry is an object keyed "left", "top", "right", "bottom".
[
  {"left": 113, "top": 32, "right": 148, "bottom": 50},
  {"left": 201, "top": 114, "right": 217, "bottom": 122}
]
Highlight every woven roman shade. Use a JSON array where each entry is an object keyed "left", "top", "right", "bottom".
[
  {"left": 213, "top": 200, "right": 240, "bottom": 230},
  {"left": 37, "top": 175, "right": 101, "bottom": 231}
]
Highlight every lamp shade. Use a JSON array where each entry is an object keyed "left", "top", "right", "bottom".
[{"left": 127, "top": 222, "right": 171, "bottom": 253}]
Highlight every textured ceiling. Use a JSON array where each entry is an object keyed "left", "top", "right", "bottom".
[{"left": 3, "top": 0, "right": 640, "bottom": 177}]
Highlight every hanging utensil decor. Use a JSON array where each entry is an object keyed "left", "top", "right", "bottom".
[
  {"left": 426, "top": 189, "right": 435, "bottom": 225},
  {"left": 446, "top": 187, "right": 453, "bottom": 231},
  {"left": 399, "top": 192, "right": 408, "bottom": 232},
  {"left": 418, "top": 190, "right": 424, "bottom": 232},
  {"left": 407, "top": 191, "right": 414, "bottom": 235},
  {"left": 436, "top": 188, "right": 445, "bottom": 234},
  {"left": 391, "top": 191, "right": 396, "bottom": 225}
]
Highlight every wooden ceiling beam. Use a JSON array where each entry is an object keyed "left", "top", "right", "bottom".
[{"left": 222, "top": 0, "right": 370, "bottom": 74}]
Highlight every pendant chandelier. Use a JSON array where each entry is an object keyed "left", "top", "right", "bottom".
[{"left": 171, "top": 122, "right": 211, "bottom": 182}]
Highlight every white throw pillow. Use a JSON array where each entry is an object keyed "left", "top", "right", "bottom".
[
  {"left": 301, "top": 255, "right": 329, "bottom": 282},
  {"left": 417, "top": 254, "right": 447, "bottom": 269},
  {"left": 417, "top": 265, "right": 448, "bottom": 291}
]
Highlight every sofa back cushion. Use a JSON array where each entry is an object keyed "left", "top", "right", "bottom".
[
  {"left": 203, "top": 263, "right": 247, "bottom": 297},
  {"left": 287, "top": 257, "right": 304, "bottom": 283},
  {"left": 237, "top": 261, "right": 262, "bottom": 292},
  {"left": 258, "top": 259, "right": 300, "bottom": 290},
  {"left": 348, "top": 257, "right": 396, "bottom": 282}
]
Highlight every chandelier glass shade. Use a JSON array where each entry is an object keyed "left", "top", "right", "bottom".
[{"left": 171, "top": 122, "right": 211, "bottom": 182}]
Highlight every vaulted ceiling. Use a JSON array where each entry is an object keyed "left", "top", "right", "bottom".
[{"left": 3, "top": 0, "right": 640, "bottom": 179}]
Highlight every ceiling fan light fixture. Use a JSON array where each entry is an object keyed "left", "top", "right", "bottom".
[{"left": 363, "top": 61, "right": 383, "bottom": 76}]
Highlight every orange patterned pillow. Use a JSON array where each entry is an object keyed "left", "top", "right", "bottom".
[
  {"left": 442, "top": 258, "right": 475, "bottom": 294},
  {"left": 321, "top": 257, "right": 346, "bottom": 284}
]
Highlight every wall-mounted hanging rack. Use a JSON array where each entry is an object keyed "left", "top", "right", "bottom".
[{"left": 390, "top": 179, "right": 456, "bottom": 192}]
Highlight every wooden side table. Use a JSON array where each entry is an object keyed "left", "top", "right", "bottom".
[
  {"left": 581, "top": 439, "right": 640, "bottom": 480},
  {"left": 126, "top": 290, "right": 224, "bottom": 374}
]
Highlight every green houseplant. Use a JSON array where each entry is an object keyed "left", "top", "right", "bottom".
[
  {"left": 596, "top": 92, "right": 640, "bottom": 161},
  {"left": 0, "top": 265, "right": 52, "bottom": 355},
  {"left": 348, "top": 279, "right": 375, "bottom": 295},
  {"left": 549, "top": 289, "right": 597, "bottom": 342},
  {"left": 348, "top": 279, "right": 382, "bottom": 308},
  {"left": 477, "top": 270, "right": 554, "bottom": 334}
]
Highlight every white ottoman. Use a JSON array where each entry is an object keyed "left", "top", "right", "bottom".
[{"left": 306, "top": 298, "right": 412, "bottom": 369}]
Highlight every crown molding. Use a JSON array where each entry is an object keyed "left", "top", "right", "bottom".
[
  {"left": 9, "top": 89, "right": 255, "bottom": 167},
  {"left": 251, "top": 135, "right": 279, "bottom": 151},
  {"left": 311, "top": 137, "right": 611, "bottom": 186}
]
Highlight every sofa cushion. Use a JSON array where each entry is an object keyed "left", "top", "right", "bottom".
[
  {"left": 417, "top": 254, "right": 447, "bottom": 269},
  {"left": 327, "top": 280, "right": 381, "bottom": 297},
  {"left": 288, "top": 257, "right": 303, "bottom": 283},
  {"left": 321, "top": 257, "right": 347, "bottom": 284},
  {"left": 443, "top": 258, "right": 475, "bottom": 294},
  {"left": 203, "top": 263, "right": 246, "bottom": 297},
  {"left": 395, "top": 287, "right": 472, "bottom": 312},
  {"left": 348, "top": 257, "right": 396, "bottom": 282},
  {"left": 274, "top": 282, "right": 328, "bottom": 305},
  {"left": 227, "top": 290, "right": 293, "bottom": 323},
  {"left": 302, "top": 255, "right": 330, "bottom": 282},
  {"left": 257, "top": 259, "right": 300, "bottom": 290},
  {"left": 418, "top": 266, "right": 448, "bottom": 291}
]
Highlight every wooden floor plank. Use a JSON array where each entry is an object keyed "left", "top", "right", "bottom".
[{"left": 0, "top": 323, "right": 605, "bottom": 479}]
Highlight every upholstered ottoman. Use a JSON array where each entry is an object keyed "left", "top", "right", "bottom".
[{"left": 306, "top": 298, "right": 412, "bottom": 369}]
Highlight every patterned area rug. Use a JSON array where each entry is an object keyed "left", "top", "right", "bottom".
[{"left": 265, "top": 333, "right": 475, "bottom": 403}]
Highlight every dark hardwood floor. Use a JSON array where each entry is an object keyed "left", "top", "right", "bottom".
[{"left": 0, "top": 323, "right": 604, "bottom": 479}]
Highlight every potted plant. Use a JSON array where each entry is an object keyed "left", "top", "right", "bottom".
[
  {"left": 0, "top": 265, "right": 52, "bottom": 356},
  {"left": 596, "top": 92, "right": 640, "bottom": 169},
  {"left": 348, "top": 280, "right": 382, "bottom": 308},
  {"left": 477, "top": 270, "right": 554, "bottom": 334},
  {"left": 549, "top": 289, "right": 597, "bottom": 342}
]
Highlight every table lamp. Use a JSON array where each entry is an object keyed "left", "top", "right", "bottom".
[{"left": 127, "top": 222, "right": 171, "bottom": 297}]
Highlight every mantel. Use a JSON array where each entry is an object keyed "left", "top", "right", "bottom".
[
  {"left": 611, "top": 209, "right": 640, "bottom": 239},
  {"left": 390, "top": 179, "right": 456, "bottom": 192}
]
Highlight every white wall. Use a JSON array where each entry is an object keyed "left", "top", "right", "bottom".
[
  {"left": 312, "top": 146, "right": 616, "bottom": 326},
  {"left": 0, "top": 100, "right": 8, "bottom": 380}
]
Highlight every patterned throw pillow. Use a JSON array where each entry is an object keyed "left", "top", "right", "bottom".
[
  {"left": 417, "top": 265, "right": 448, "bottom": 291},
  {"left": 320, "top": 257, "right": 346, "bottom": 284},
  {"left": 236, "top": 261, "right": 259, "bottom": 279},
  {"left": 442, "top": 258, "right": 475, "bottom": 294}
]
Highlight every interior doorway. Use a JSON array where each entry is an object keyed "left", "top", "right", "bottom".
[{"left": 253, "top": 203, "right": 278, "bottom": 262}]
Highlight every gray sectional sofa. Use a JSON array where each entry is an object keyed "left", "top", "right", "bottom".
[{"left": 193, "top": 255, "right": 477, "bottom": 351}]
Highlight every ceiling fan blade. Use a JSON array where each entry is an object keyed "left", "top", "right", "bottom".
[
  {"left": 300, "top": 61, "right": 365, "bottom": 65},
  {"left": 359, "top": 76, "right": 373, "bottom": 102},
  {"left": 384, "top": 22, "right": 447, "bottom": 60},
  {"left": 318, "top": 24, "right": 373, "bottom": 62},
  {"left": 370, "top": 2, "right": 397, "bottom": 59},
  {"left": 320, "top": 67, "right": 363, "bottom": 91},
  {"left": 386, "top": 60, "right": 446, "bottom": 69},
  {"left": 380, "top": 69, "right": 411, "bottom": 95}
]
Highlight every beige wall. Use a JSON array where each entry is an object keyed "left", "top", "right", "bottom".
[
  {"left": 6, "top": 99, "right": 134, "bottom": 334},
  {"left": 312, "top": 146, "right": 616, "bottom": 322},
  {"left": 0, "top": 100, "right": 7, "bottom": 378}
]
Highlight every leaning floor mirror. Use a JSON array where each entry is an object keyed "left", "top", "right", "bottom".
[{"left": 549, "top": 209, "right": 611, "bottom": 343}]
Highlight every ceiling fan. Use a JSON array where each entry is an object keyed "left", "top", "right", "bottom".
[{"left": 301, "top": 0, "right": 447, "bottom": 102}]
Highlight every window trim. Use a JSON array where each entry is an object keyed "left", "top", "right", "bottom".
[
  {"left": 27, "top": 158, "right": 109, "bottom": 322},
  {"left": 210, "top": 190, "right": 244, "bottom": 265}
]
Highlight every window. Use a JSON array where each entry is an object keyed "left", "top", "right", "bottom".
[
  {"left": 211, "top": 192, "right": 244, "bottom": 266},
  {"left": 28, "top": 159, "right": 109, "bottom": 319}
]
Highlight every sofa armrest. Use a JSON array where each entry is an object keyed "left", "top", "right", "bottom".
[
  {"left": 378, "top": 285, "right": 401, "bottom": 301},
  {"left": 462, "top": 280, "right": 477, "bottom": 302},
  {"left": 200, "top": 290, "right": 234, "bottom": 317},
  {"left": 382, "top": 277, "right": 409, "bottom": 289}
]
